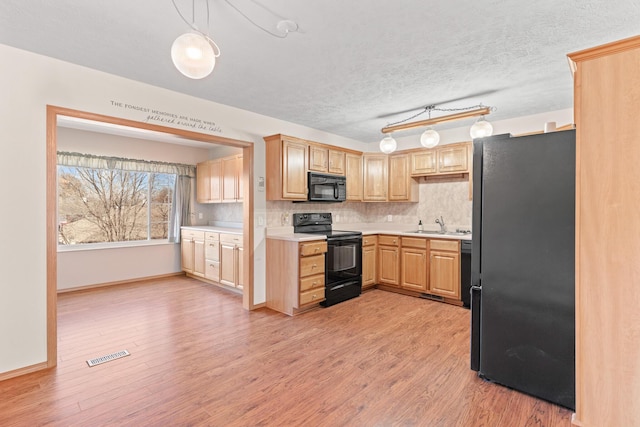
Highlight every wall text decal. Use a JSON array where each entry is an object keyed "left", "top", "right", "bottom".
[{"left": 110, "top": 100, "right": 223, "bottom": 133}]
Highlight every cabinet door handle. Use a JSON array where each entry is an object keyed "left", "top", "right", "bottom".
[
  {"left": 312, "top": 264, "right": 317, "bottom": 268},
  {"left": 312, "top": 294, "right": 317, "bottom": 300}
]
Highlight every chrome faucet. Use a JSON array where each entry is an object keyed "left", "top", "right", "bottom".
[{"left": 435, "top": 216, "right": 446, "bottom": 233}]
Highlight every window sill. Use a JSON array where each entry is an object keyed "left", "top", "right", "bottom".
[{"left": 57, "top": 239, "right": 177, "bottom": 253}]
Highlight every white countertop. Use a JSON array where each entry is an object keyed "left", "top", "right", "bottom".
[
  {"left": 181, "top": 225, "right": 243, "bottom": 235},
  {"left": 267, "top": 223, "right": 471, "bottom": 242}
]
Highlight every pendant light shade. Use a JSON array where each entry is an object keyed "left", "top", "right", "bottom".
[
  {"left": 379, "top": 135, "right": 397, "bottom": 154},
  {"left": 470, "top": 116, "right": 494, "bottom": 139},
  {"left": 420, "top": 128, "right": 440, "bottom": 148},
  {"left": 171, "top": 32, "right": 217, "bottom": 79}
]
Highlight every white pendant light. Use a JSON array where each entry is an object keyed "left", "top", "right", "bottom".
[
  {"left": 420, "top": 128, "right": 440, "bottom": 148},
  {"left": 470, "top": 116, "right": 494, "bottom": 139},
  {"left": 171, "top": 32, "right": 218, "bottom": 79},
  {"left": 379, "top": 135, "right": 397, "bottom": 154}
]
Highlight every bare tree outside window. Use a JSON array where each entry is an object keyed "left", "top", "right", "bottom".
[{"left": 58, "top": 166, "right": 175, "bottom": 245}]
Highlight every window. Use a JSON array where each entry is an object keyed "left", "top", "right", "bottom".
[
  {"left": 57, "top": 166, "right": 176, "bottom": 245},
  {"left": 56, "top": 151, "right": 195, "bottom": 247}
]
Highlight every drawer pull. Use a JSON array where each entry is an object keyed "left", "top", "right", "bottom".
[
  {"left": 312, "top": 264, "right": 317, "bottom": 268},
  {"left": 312, "top": 294, "right": 317, "bottom": 300}
]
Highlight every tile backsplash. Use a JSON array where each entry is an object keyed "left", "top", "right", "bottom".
[{"left": 265, "top": 177, "right": 472, "bottom": 229}]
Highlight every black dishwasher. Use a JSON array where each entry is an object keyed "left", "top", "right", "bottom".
[{"left": 461, "top": 240, "right": 472, "bottom": 308}]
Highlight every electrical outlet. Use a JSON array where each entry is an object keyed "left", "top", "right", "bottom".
[
  {"left": 198, "top": 212, "right": 203, "bottom": 220},
  {"left": 387, "top": 215, "right": 393, "bottom": 222}
]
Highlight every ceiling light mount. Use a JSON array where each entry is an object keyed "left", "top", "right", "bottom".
[{"left": 379, "top": 104, "right": 495, "bottom": 153}]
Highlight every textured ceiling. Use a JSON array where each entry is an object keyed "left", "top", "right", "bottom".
[{"left": 1, "top": 0, "right": 639, "bottom": 144}]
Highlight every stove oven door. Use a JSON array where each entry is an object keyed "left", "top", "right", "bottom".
[{"left": 326, "top": 235, "right": 362, "bottom": 282}]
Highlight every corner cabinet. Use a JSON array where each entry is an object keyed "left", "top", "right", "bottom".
[
  {"left": 266, "top": 238, "right": 327, "bottom": 316},
  {"left": 264, "top": 134, "right": 309, "bottom": 201}
]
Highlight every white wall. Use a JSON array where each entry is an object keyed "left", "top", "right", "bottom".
[
  {"left": 56, "top": 127, "right": 214, "bottom": 290},
  {"left": 0, "top": 43, "right": 364, "bottom": 376},
  {"left": 0, "top": 41, "right": 574, "bottom": 376}
]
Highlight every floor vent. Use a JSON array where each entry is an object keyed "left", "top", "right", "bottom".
[{"left": 86, "top": 350, "right": 130, "bottom": 367}]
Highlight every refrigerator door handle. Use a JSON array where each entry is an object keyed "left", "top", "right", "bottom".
[{"left": 470, "top": 285, "right": 482, "bottom": 371}]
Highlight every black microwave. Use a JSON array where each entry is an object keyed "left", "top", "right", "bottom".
[{"left": 308, "top": 172, "right": 346, "bottom": 202}]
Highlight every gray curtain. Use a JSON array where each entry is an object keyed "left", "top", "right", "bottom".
[{"left": 169, "top": 175, "right": 192, "bottom": 243}]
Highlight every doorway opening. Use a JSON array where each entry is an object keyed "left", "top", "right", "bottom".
[{"left": 46, "top": 105, "right": 255, "bottom": 368}]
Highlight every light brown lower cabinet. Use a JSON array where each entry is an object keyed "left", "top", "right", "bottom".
[
  {"left": 220, "top": 233, "right": 243, "bottom": 288},
  {"left": 266, "top": 238, "right": 327, "bottom": 316},
  {"left": 362, "top": 235, "right": 377, "bottom": 289},
  {"left": 377, "top": 235, "right": 400, "bottom": 286},
  {"left": 371, "top": 234, "right": 463, "bottom": 304},
  {"left": 400, "top": 237, "right": 428, "bottom": 292},
  {"left": 204, "top": 232, "right": 220, "bottom": 282},
  {"left": 428, "top": 239, "right": 461, "bottom": 299},
  {"left": 181, "top": 229, "right": 205, "bottom": 278}
]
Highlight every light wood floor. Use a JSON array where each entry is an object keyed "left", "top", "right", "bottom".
[{"left": 0, "top": 276, "right": 573, "bottom": 426}]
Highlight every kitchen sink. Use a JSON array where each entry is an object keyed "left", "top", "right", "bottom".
[{"left": 405, "top": 230, "right": 447, "bottom": 234}]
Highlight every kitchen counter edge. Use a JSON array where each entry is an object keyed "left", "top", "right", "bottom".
[
  {"left": 267, "top": 229, "right": 471, "bottom": 242},
  {"left": 181, "top": 225, "right": 243, "bottom": 235}
]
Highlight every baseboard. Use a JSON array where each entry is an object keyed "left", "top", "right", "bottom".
[
  {"left": 0, "top": 361, "right": 50, "bottom": 382},
  {"left": 57, "top": 272, "right": 184, "bottom": 294},
  {"left": 571, "top": 413, "right": 583, "bottom": 426}
]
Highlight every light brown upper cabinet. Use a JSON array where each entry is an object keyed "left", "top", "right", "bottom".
[
  {"left": 222, "top": 154, "right": 243, "bottom": 203},
  {"left": 388, "top": 153, "right": 418, "bottom": 202},
  {"left": 363, "top": 154, "right": 388, "bottom": 201},
  {"left": 328, "top": 149, "right": 346, "bottom": 175},
  {"left": 264, "top": 134, "right": 309, "bottom": 201},
  {"left": 345, "top": 153, "right": 363, "bottom": 201},
  {"left": 196, "top": 159, "right": 222, "bottom": 203},
  {"left": 410, "top": 142, "right": 471, "bottom": 176},
  {"left": 308, "top": 144, "right": 329, "bottom": 172},
  {"left": 309, "top": 144, "right": 347, "bottom": 175}
]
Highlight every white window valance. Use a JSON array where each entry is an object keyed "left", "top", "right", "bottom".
[{"left": 57, "top": 151, "right": 196, "bottom": 178}]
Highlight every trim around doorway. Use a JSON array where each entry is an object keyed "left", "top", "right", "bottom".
[{"left": 46, "top": 105, "right": 255, "bottom": 371}]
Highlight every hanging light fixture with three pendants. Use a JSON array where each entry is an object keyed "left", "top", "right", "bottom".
[{"left": 379, "top": 104, "right": 496, "bottom": 154}]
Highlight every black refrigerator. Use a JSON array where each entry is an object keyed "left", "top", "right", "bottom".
[{"left": 470, "top": 130, "right": 575, "bottom": 410}]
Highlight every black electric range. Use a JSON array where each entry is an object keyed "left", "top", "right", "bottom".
[{"left": 293, "top": 213, "right": 362, "bottom": 306}]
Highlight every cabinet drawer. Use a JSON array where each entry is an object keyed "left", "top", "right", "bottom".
[
  {"left": 299, "top": 241, "right": 327, "bottom": 257},
  {"left": 205, "top": 240, "right": 220, "bottom": 261},
  {"left": 205, "top": 232, "right": 219, "bottom": 242},
  {"left": 362, "top": 235, "right": 377, "bottom": 246},
  {"left": 205, "top": 261, "right": 220, "bottom": 282},
  {"left": 378, "top": 235, "right": 400, "bottom": 246},
  {"left": 430, "top": 239, "right": 460, "bottom": 251},
  {"left": 402, "top": 236, "right": 428, "bottom": 249},
  {"left": 299, "top": 287, "right": 325, "bottom": 306},
  {"left": 300, "top": 274, "right": 325, "bottom": 292},
  {"left": 300, "top": 254, "right": 325, "bottom": 277},
  {"left": 181, "top": 229, "right": 204, "bottom": 240},
  {"left": 220, "top": 233, "right": 242, "bottom": 245}
]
